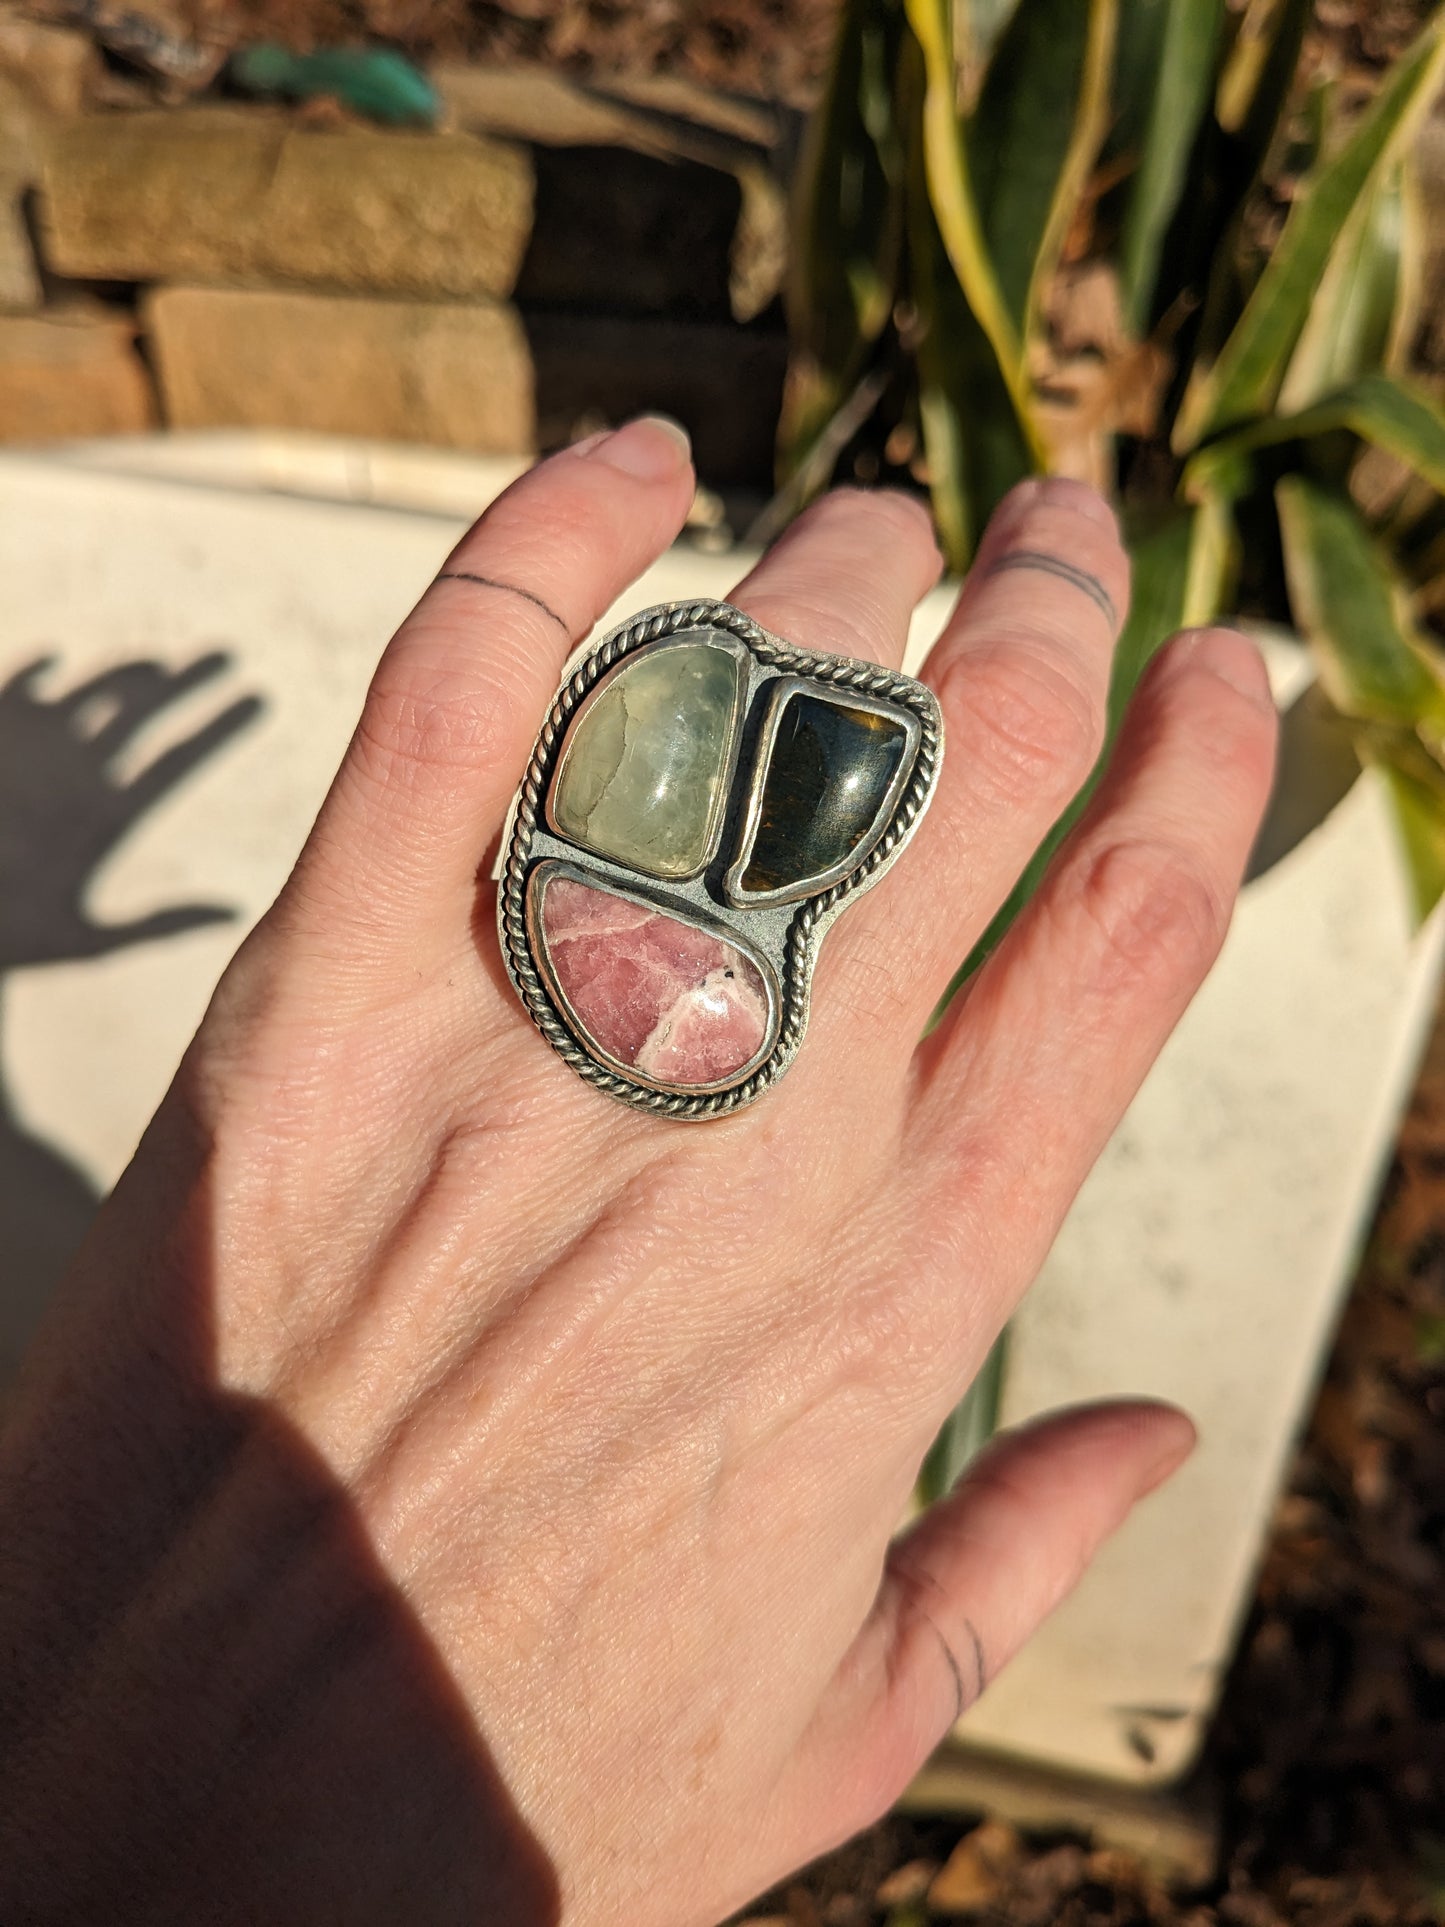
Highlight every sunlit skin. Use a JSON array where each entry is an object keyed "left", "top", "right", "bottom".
[{"left": 0, "top": 419, "right": 1276, "bottom": 1924}]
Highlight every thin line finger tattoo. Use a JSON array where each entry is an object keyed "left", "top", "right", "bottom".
[
  {"left": 436, "top": 572, "right": 571, "bottom": 636},
  {"left": 985, "top": 548, "right": 1118, "bottom": 626}
]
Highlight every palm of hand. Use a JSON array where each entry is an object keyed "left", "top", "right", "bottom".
[{"left": 0, "top": 423, "right": 1274, "bottom": 1926}]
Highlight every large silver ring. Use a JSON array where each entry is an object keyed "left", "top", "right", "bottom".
[{"left": 498, "top": 598, "right": 944, "bottom": 1119}]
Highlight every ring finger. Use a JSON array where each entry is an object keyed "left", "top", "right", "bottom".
[
  {"left": 801, "top": 476, "right": 1129, "bottom": 1070},
  {"left": 728, "top": 486, "right": 944, "bottom": 675}
]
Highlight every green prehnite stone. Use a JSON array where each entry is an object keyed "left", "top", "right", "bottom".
[
  {"left": 552, "top": 642, "right": 740, "bottom": 878},
  {"left": 740, "top": 694, "right": 909, "bottom": 895}
]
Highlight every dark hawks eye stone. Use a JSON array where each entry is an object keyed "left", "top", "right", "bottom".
[{"left": 737, "top": 692, "right": 910, "bottom": 896}]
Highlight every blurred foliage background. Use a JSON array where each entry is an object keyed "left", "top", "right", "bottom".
[{"left": 778, "top": 0, "right": 1445, "bottom": 967}]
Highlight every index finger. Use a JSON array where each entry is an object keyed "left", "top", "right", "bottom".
[{"left": 284, "top": 418, "right": 697, "bottom": 950}]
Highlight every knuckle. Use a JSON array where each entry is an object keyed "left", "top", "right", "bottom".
[
  {"left": 945, "top": 641, "right": 1106, "bottom": 808},
  {"left": 354, "top": 654, "right": 515, "bottom": 792},
  {"left": 1070, "top": 837, "right": 1229, "bottom": 998},
  {"left": 824, "top": 940, "right": 918, "bottom": 1036}
]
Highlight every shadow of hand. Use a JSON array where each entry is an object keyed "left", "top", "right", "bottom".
[{"left": 0, "top": 653, "right": 264, "bottom": 969}]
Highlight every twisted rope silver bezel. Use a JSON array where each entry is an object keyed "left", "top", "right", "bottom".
[{"left": 499, "top": 599, "right": 943, "bottom": 1119}]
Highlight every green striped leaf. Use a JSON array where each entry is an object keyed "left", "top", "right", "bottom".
[
  {"left": 1277, "top": 476, "right": 1445, "bottom": 746},
  {"left": 934, "top": 506, "right": 1224, "bottom": 1008},
  {"left": 1186, "top": 372, "right": 1445, "bottom": 501},
  {"left": 903, "top": 0, "right": 1045, "bottom": 457},
  {"left": 1215, "top": 0, "right": 1313, "bottom": 174},
  {"left": 917, "top": 1330, "right": 1009, "bottom": 1499},
  {"left": 779, "top": 0, "right": 908, "bottom": 475},
  {"left": 958, "top": 0, "right": 1022, "bottom": 73},
  {"left": 1277, "top": 160, "right": 1410, "bottom": 410},
  {"left": 1116, "top": 0, "right": 1227, "bottom": 333},
  {"left": 1176, "top": 10, "right": 1445, "bottom": 448},
  {"left": 1371, "top": 746, "right": 1445, "bottom": 922},
  {"left": 908, "top": 119, "right": 1036, "bottom": 568},
  {"left": 969, "top": 0, "right": 1117, "bottom": 336}
]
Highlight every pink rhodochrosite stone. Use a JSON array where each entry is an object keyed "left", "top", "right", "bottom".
[{"left": 537, "top": 872, "right": 772, "bottom": 1087}]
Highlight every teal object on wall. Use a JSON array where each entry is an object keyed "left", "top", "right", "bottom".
[{"left": 228, "top": 45, "right": 440, "bottom": 127}]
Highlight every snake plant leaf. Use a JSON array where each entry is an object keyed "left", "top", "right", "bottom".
[
  {"left": 1189, "top": 373, "right": 1445, "bottom": 506},
  {"left": 958, "top": 0, "right": 1023, "bottom": 76},
  {"left": 910, "top": 139, "right": 1034, "bottom": 569},
  {"left": 1115, "top": 0, "right": 1226, "bottom": 333},
  {"left": 779, "top": 0, "right": 908, "bottom": 475},
  {"left": 1176, "top": 10, "right": 1445, "bottom": 449},
  {"left": 917, "top": 1325, "right": 1009, "bottom": 1499},
  {"left": 1277, "top": 477, "right": 1445, "bottom": 752},
  {"left": 910, "top": 180, "right": 973, "bottom": 569},
  {"left": 968, "top": 0, "right": 1117, "bottom": 336},
  {"left": 1215, "top": 0, "right": 1313, "bottom": 174},
  {"left": 1110, "top": 0, "right": 1170, "bottom": 171},
  {"left": 1370, "top": 745, "right": 1445, "bottom": 923},
  {"left": 903, "top": 0, "right": 1044, "bottom": 458},
  {"left": 1146, "top": 0, "right": 1311, "bottom": 385},
  {"left": 1109, "top": 507, "right": 1230, "bottom": 729},
  {"left": 936, "top": 507, "right": 1220, "bottom": 1007},
  {"left": 1278, "top": 160, "right": 1413, "bottom": 412}
]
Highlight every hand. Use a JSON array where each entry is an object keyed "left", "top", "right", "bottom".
[
  {"left": 0, "top": 420, "right": 1276, "bottom": 1925},
  {"left": 0, "top": 653, "right": 261, "bottom": 969}
]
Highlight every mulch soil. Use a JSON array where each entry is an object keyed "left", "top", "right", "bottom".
[
  {"left": 164, "top": 0, "right": 1436, "bottom": 107},
  {"left": 174, "top": 0, "right": 841, "bottom": 105}
]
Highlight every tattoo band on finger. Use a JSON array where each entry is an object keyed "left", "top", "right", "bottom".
[
  {"left": 435, "top": 572, "right": 571, "bottom": 636},
  {"left": 985, "top": 549, "right": 1118, "bottom": 626}
]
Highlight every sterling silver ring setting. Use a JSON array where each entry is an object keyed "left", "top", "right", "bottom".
[{"left": 498, "top": 598, "right": 944, "bottom": 1118}]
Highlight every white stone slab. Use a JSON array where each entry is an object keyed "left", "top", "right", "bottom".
[
  {"left": 957, "top": 770, "right": 1444, "bottom": 1781},
  {"left": 45, "top": 427, "right": 532, "bottom": 520},
  {"left": 0, "top": 440, "right": 1437, "bottom": 1790}
]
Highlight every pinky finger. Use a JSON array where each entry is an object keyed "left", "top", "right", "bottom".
[{"left": 772, "top": 1400, "right": 1196, "bottom": 1864}]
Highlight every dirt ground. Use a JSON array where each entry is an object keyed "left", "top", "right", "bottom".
[
  {"left": 175, "top": 0, "right": 842, "bottom": 104},
  {"left": 163, "top": 0, "right": 1436, "bottom": 106}
]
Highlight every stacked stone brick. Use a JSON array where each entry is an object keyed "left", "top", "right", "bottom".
[{"left": 0, "top": 38, "right": 790, "bottom": 484}]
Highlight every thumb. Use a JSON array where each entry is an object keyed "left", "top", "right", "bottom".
[{"left": 781, "top": 1400, "right": 1196, "bottom": 1859}]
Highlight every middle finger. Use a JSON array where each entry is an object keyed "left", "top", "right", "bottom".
[{"left": 728, "top": 486, "right": 944, "bottom": 672}]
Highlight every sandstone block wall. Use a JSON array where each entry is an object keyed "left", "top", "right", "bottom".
[
  {"left": 41, "top": 111, "right": 535, "bottom": 300},
  {"left": 0, "top": 52, "right": 793, "bottom": 487},
  {"left": 146, "top": 286, "right": 535, "bottom": 451}
]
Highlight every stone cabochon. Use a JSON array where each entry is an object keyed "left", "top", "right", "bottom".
[
  {"left": 551, "top": 641, "right": 740, "bottom": 879},
  {"left": 535, "top": 870, "right": 772, "bottom": 1087},
  {"left": 740, "top": 693, "right": 908, "bottom": 894}
]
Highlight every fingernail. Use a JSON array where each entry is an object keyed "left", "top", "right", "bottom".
[
  {"left": 986, "top": 476, "right": 1117, "bottom": 543},
  {"left": 1139, "top": 1408, "right": 1199, "bottom": 1495},
  {"left": 1173, "top": 628, "right": 1275, "bottom": 711},
  {"left": 587, "top": 414, "right": 692, "bottom": 481},
  {"left": 989, "top": 478, "right": 1045, "bottom": 531},
  {"left": 1032, "top": 475, "right": 1118, "bottom": 531}
]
